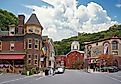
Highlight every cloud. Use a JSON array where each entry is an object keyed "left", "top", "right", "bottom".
[
  {"left": 115, "top": 4, "right": 121, "bottom": 8},
  {"left": 24, "top": 0, "right": 118, "bottom": 41}
]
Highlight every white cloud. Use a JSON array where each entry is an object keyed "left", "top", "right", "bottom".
[
  {"left": 24, "top": 0, "right": 118, "bottom": 41},
  {"left": 115, "top": 4, "right": 121, "bottom": 8}
]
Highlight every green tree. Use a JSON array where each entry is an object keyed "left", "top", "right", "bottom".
[{"left": 0, "top": 9, "right": 18, "bottom": 31}]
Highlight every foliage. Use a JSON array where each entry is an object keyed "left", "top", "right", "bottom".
[
  {"left": 54, "top": 24, "right": 121, "bottom": 55},
  {"left": 0, "top": 9, "right": 18, "bottom": 31},
  {"left": 72, "top": 60, "right": 83, "bottom": 69}
]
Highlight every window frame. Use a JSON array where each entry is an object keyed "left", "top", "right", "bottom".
[
  {"left": 10, "top": 41, "right": 15, "bottom": 51},
  {"left": 34, "top": 54, "right": 38, "bottom": 65},
  {"left": 34, "top": 39, "right": 39, "bottom": 50},
  {"left": 27, "top": 54, "right": 32, "bottom": 65},
  {"left": 112, "top": 41, "right": 118, "bottom": 50},
  {"left": 27, "top": 39, "right": 32, "bottom": 49},
  {"left": 0, "top": 41, "right": 2, "bottom": 50}
]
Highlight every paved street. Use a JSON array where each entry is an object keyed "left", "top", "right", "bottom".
[{"left": 0, "top": 70, "right": 121, "bottom": 84}]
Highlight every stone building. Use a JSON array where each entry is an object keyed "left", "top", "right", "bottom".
[{"left": 84, "top": 36, "right": 121, "bottom": 69}]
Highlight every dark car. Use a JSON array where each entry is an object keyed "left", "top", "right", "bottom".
[{"left": 101, "top": 66, "right": 119, "bottom": 73}]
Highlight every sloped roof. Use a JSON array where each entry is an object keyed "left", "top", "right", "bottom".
[
  {"left": 25, "top": 13, "right": 43, "bottom": 29},
  {"left": 66, "top": 50, "right": 85, "bottom": 57}
]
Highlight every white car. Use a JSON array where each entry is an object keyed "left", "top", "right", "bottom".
[{"left": 55, "top": 67, "right": 65, "bottom": 74}]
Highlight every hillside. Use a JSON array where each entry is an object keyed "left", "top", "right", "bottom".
[
  {"left": 54, "top": 24, "right": 121, "bottom": 55},
  {"left": 0, "top": 9, "right": 18, "bottom": 31}
]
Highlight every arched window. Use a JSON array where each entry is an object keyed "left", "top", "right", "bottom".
[
  {"left": 103, "top": 42, "right": 109, "bottom": 54},
  {"left": 112, "top": 41, "right": 118, "bottom": 50}
]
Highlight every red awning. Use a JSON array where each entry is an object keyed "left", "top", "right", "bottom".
[{"left": 0, "top": 54, "right": 25, "bottom": 60}]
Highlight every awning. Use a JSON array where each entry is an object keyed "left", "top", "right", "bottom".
[{"left": 0, "top": 54, "right": 25, "bottom": 60}]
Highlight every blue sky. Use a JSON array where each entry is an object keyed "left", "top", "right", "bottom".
[
  {"left": 0, "top": 0, "right": 121, "bottom": 22},
  {"left": 0, "top": 0, "right": 121, "bottom": 41}
]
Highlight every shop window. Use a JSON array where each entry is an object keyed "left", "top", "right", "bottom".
[
  {"left": 10, "top": 41, "right": 14, "bottom": 51},
  {"left": 112, "top": 41, "right": 118, "bottom": 50}
]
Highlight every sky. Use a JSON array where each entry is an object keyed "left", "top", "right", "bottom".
[{"left": 0, "top": 0, "right": 121, "bottom": 41}]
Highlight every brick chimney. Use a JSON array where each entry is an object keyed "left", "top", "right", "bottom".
[{"left": 18, "top": 15, "right": 25, "bottom": 34}]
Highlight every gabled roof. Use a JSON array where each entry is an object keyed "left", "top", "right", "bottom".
[
  {"left": 25, "top": 13, "right": 43, "bottom": 29},
  {"left": 66, "top": 50, "right": 84, "bottom": 57}
]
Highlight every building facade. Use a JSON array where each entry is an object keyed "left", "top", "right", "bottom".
[
  {"left": 84, "top": 36, "right": 121, "bottom": 69},
  {"left": 66, "top": 41, "right": 84, "bottom": 69},
  {"left": 55, "top": 55, "right": 66, "bottom": 67},
  {"left": 0, "top": 13, "right": 55, "bottom": 73}
]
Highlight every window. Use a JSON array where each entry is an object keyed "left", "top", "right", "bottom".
[
  {"left": 0, "top": 41, "right": 2, "bottom": 50},
  {"left": 35, "top": 39, "right": 39, "bottom": 49},
  {"left": 112, "top": 41, "right": 118, "bottom": 50},
  {"left": 28, "top": 28, "right": 33, "bottom": 33},
  {"left": 103, "top": 42, "right": 109, "bottom": 54},
  {"left": 28, "top": 39, "right": 32, "bottom": 49},
  {"left": 10, "top": 41, "right": 14, "bottom": 51},
  {"left": 35, "top": 29, "right": 39, "bottom": 34},
  {"left": 34, "top": 54, "right": 38, "bottom": 65},
  {"left": 112, "top": 51, "right": 118, "bottom": 55},
  {"left": 27, "top": 54, "right": 32, "bottom": 65},
  {"left": 24, "top": 40, "right": 26, "bottom": 49},
  {"left": 27, "top": 54, "right": 31, "bottom": 59}
]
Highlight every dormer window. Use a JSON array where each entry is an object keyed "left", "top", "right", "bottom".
[
  {"left": 28, "top": 28, "right": 33, "bottom": 33},
  {"left": 35, "top": 29, "right": 39, "bottom": 33}
]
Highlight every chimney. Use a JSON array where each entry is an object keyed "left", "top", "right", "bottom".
[{"left": 18, "top": 15, "right": 25, "bottom": 34}]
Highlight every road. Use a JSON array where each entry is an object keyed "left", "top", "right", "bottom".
[{"left": 0, "top": 70, "right": 121, "bottom": 84}]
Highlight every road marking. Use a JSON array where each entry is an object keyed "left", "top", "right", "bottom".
[
  {"left": 35, "top": 76, "right": 46, "bottom": 80},
  {"left": 0, "top": 75, "right": 33, "bottom": 84},
  {"left": 105, "top": 75, "right": 121, "bottom": 83}
]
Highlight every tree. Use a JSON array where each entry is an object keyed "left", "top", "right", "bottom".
[{"left": 0, "top": 9, "right": 18, "bottom": 31}]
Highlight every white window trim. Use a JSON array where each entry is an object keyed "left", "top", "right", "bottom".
[
  {"left": 28, "top": 39, "right": 32, "bottom": 49},
  {"left": 10, "top": 41, "right": 15, "bottom": 51},
  {"left": 34, "top": 39, "right": 39, "bottom": 50}
]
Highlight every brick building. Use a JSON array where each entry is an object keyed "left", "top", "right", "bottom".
[
  {"left": 55, "top": 55, "right": 66, "bottom": 67},
  {"left": 66, "top": 41, "right": 84, "bottom": 69},
  {"left": 0, "top": 13, "right": 55, "bottom": 73}
]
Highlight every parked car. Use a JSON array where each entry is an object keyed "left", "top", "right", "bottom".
[
  {"left": 100, "top": 66, "right": 119, "bottom": 73},
  {"left": 55, "top": 67, "right": 65, "bottom": 74}
]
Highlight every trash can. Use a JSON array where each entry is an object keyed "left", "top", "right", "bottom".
[
  {"left": 45, "top": 69, "right": 49, "bottom": 75},
  {"left": 27, "top": 71, "right": 30, "bottom": 76}
]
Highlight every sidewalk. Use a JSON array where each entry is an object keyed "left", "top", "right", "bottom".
[{"left": 33, "top": 72, "right": 45, "bottom": 77}]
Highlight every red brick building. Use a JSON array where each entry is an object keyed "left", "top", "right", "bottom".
[
  {"left": 0, "top": 13, "right": 43, "bottom": 73},
  {"left": 66, "top": 50, "right": 84, "bottom": 69},
  {"left": 55, "top": 55, "right": 66, "bottom": 67}
]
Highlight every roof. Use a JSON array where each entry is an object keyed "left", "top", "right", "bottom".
[
  {"left": 25, "top": 13, "right": 43, "bottom": 29},
  {"left": 84, "top": 36, "right": 121, "bottom": 45},
  {"left": 66, "top": 50, "right": 85, "bottom": 57},
  {"left": 0, "top": 54, "right": 25, "bottom": 60},
  {"left": 42, "top": 36, "right": 48, "bottom": 41}
]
